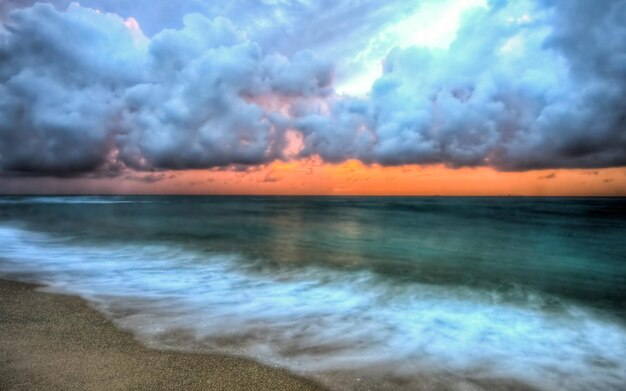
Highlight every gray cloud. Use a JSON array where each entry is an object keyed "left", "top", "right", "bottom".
[
  {"left": 0, "top": 4, "right": 146, "bottom": 174},
  {"left": 123, "top": 172, "right": 168, "bottom": 184},
  {"left": 0, "top": 0, "right": 625, "bottom": 178},
  {"left": 0, "top": 4, "right": 332, "bottom": 175}
]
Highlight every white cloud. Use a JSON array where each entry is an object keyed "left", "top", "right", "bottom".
[{"left": 295, "top": 0, "right": 626, "bottom": 170}]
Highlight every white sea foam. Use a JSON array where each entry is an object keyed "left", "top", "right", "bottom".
[
  {"left": 0, "top": 225, "right": 624, "bottom": 390},
  {"left": 0, "top": 196, "right": 150, "bottom": 204}
]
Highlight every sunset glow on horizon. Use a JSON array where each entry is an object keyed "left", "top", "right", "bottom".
[{"left": 2, "top": 159, "right": 624, "bottom": 196}]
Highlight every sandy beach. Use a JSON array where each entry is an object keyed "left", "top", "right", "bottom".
[{"left": 0, "top": 279, "right": 324, "bottom": 391}]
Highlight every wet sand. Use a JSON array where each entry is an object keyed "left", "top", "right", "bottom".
[{"left": 0, "top": 279, "right": 324, "bottom": 391}]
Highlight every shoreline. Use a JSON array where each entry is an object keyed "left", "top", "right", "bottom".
[
  {"left": 0, "top": 278, "right": 325, "bottom": 391},
  {"left": 0, "top": 278, "right": 541, "bottom": 391}
]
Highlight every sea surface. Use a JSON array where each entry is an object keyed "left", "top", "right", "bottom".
[{"left": 1, "top": 196, "right": 625, "bottom": 390}]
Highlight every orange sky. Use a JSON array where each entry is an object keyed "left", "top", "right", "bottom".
[{"left": 3, "top": 158, "right": 625, "bottom": 196}]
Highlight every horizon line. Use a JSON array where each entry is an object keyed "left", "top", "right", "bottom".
[{"left": 1, "top": 194, "right": 625, "bottom": 198}]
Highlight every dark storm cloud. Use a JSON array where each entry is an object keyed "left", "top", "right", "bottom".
[
  {"left": 0, "top": 4, "right": 332, "bottom": 175},
  {"left": 0, "top": 4, "right": 146, "bottom": 174},
  {"left": 0, "top": 0, "right": 625, "bottom": 177}
]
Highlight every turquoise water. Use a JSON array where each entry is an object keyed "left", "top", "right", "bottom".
[{"left": 1, "top": 196, "right": 625, "bottom": 390}]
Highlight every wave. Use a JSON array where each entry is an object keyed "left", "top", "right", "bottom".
[
  {"left": 0, "top": 225, "right": 624, "bottom": 390},
  {"left": 0, "top": 196, "right": 151, "bottom": 204}
]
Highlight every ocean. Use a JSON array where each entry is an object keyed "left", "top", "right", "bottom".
[{"left": 1, "top": 196, "right": 625, "bottom": 390}]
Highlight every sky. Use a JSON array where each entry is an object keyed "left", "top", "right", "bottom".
[{"left": 0, "top": 0, "right": 625, "bottom": 195}]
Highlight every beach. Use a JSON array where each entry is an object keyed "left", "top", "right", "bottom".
[
  {"left": 0, "top": 279, "right": 323, "bottom": 391},
  {"left": 1, "top": 196, "right": 625, "bottom": 390}
]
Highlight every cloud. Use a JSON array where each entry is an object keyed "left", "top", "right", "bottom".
[
  {"left": 0, "top": 0, "right": 625, "bottom": 179},
  {"left": 539, "top": 172, "right": 556, "bottom": 180},
  {"left": 263, "top": 171, "right": 280, "bottom": 183},
  {"left": 123, "top": 172, "right": 168, "bottom": 183},
  {"left": 0, "top": 3, "right": 332, "bottom": 175},
  {"left": 0, "top": 4, "right": 148, "bottom": 174},
  {"left": 294, "top": 0, "right": 626, "bottom": 170}
]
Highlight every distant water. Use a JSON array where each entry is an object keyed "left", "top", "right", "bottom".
[{"left": 1, "top": 196, "right": 625, "bottom": 390}]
